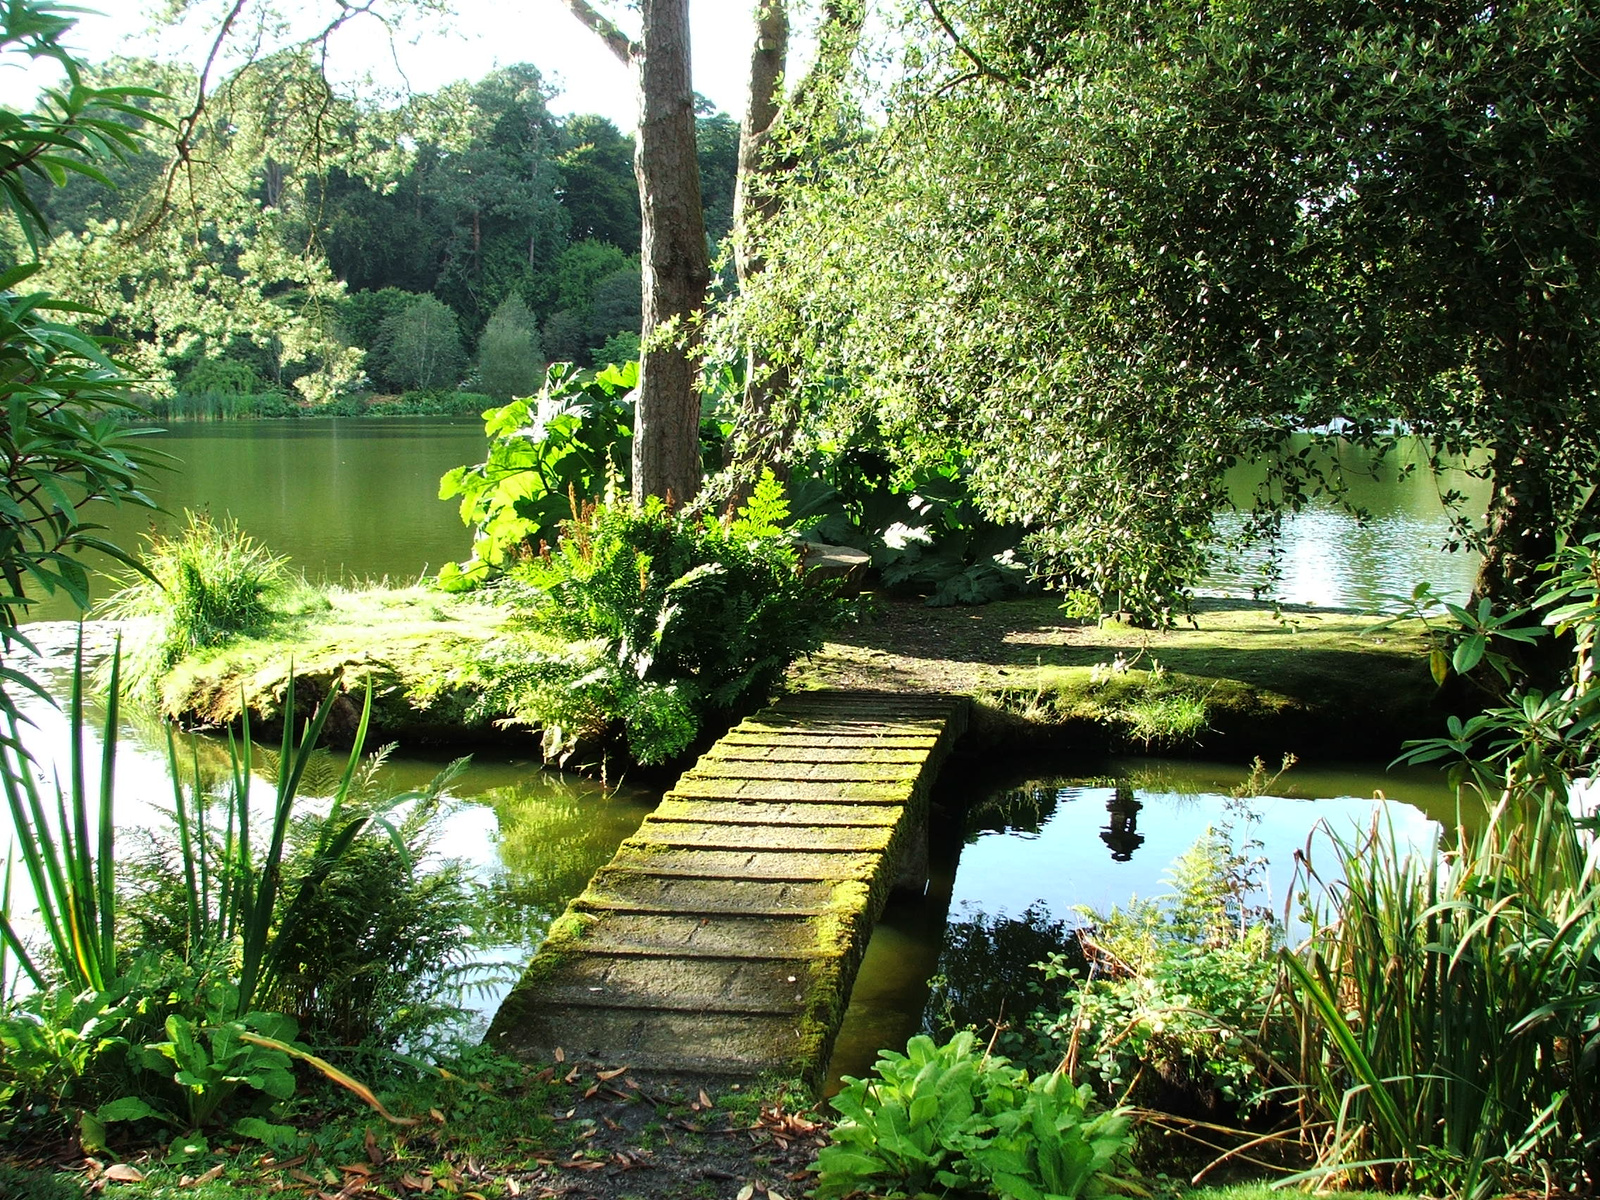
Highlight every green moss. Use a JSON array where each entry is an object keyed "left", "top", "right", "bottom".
[
  {"left": 483, "top": 908, "right": 597, "bottom": 1048},
  {"left": 159, "top": 584, "right": 514, "bottom": 744}
]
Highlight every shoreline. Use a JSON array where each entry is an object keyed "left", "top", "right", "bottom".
[{"left": 42, "top": 589, "right": 1453, "bottom": 773}]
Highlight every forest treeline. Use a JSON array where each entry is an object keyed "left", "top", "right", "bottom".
[{"left": 3, "top": 53, "right": 737, "bottom": 407}]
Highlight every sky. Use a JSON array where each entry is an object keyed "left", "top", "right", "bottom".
[{"left": 0, "top": 0, "right": 768, "bottom": 129}]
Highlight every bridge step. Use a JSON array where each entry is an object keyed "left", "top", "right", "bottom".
[{"left": 487, "top": 690, "right": 968, "bottom": 1086}]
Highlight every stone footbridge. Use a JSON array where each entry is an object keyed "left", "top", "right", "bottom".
[{"left": 487, "top": 690, "right": 969, "bottom": 1084}]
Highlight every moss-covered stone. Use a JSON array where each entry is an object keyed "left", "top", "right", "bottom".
[
  {"left": 486, "top": 692, "right": 967, "bottom": 1091},
  {"left": 160, "top": 585, "right": 518, "bottom": 747}
]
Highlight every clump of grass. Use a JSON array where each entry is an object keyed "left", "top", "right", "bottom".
[
  {"left": 99, "top": 511, "right": 291, "bottom": 693},
  {"left": 1116, "top": 688, "right": 1209, "bottom": 745}
]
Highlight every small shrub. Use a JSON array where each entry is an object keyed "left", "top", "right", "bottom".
[
  {"left": 814, "top": 1030, "right": 1138, "bottom": 1200},
  {"left": 1034, "top": 802, "right": 1286, "bottom": 1121},
  {"left": 1, "top": 659, "right": 424, "bottom": 1144},
  {"left": 474, "top": 474, "right": 841, "bottom": 765},
  {"left": 98, "top": 511, "right": 290, "bottom": 691}
]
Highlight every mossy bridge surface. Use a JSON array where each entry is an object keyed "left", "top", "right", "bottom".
[{"left": 487, "top": 690, "right": 969, "bottom": 1084}]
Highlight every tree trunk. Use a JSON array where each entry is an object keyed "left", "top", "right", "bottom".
[
  {"left": 631, "top": 0, "right": 710, "bottom": 507},
  {"left": 734, "top": 0, "right": 787, "bottom": 290},
  {"left": 721, "top": 0, "right": 793, "bottom": 509},
  {"left": 1473, "top": 435, "right": 1574, "bottom": 689},
  {"left": 723, "top": 1, "right": 861, "bottom": 508},
  {"left": 1473, "top": 453, "right": 1555, "bottom": 612}
]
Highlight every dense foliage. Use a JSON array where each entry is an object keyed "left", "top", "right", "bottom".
[
  {"left": 731, "top": 0, "right": 1600, "bottom": 620},
  {"left": 439, "top": 361, "right": 641, "bottom": 587},
  {"left": 0, "top": 0, "right": 161, "bottom": 728},
  {"left": 471, "top": 476, "right": 841, "bottom": 766},
  {"left": 1, "top": 662, "right": 474, "bottom": 1148},
  {"left": 9, "top": 43, "right": 738, "bottom": 409},
  {"left": 1276, "top": 534, "right": 1600, "bottom": 1196}
]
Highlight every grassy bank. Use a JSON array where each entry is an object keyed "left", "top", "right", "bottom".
[
  {"left": 154, "top": 583, "right": 515, "bottom": 746},
  {"left": 159, "top": 587, "right": 1446, "bottom": 767},
  {"left": 792, "top": 595, "right": 1446, "bottom": 761}
]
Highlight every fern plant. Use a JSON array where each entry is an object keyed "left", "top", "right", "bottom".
[{"left": 476, "top": 476, "right": 841, "bottom": 766}]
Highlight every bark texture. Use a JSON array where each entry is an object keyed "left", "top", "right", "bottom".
[
  {"left": 632, "top": 0, "right": 710, "bottom": 507},
  {"left": 723, "top": 1, "right": 862, "bottom": 507}
]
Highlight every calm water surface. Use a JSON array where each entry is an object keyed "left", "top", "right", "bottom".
[
  {"left": 825, "top": 755, "right": 1454, "bottom": 1088},
  {"left": 28, "top": 417, "right": 486, "bottom": 621}
]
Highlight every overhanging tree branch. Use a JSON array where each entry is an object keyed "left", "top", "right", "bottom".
[
  {"left": 924, "top": 0, "right": 1013, "bottom": 85},
  {"left": 556, "top": 0, "right": 635, "bottom": 63}
]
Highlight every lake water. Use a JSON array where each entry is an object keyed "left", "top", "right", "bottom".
[
  {"left": 7, "top": 419, "right": 1473, "bottom": 1063},
  {"left": 826, "top": 755, "right": 1454, "bottom": 1087},
  {"left": 25, "top": 419, "right": 1486, "bottom": 621},
  {"left": 25, "top": 418, "right": 489, "bottom": 622}
]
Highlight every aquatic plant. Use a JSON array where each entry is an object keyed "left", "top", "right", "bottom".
[{"left": 1280, "top": 534, "right": 1600, "bottom": 1196}]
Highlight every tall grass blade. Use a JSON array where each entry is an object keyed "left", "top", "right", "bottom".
[
  {"left": 95, "top": 640, "right": 119, "bottom": 982},
  {"left": 166, "top": 723, "right": 202, "bottom": 953},
  {"left": 1280, "top": 949, "right": 1406, "bottom": 1145}
]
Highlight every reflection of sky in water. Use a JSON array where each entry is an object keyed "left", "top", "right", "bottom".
[
  {"left": 1206, "top": 508, "right": 1478, "bottom": 610},
  {"left": 1206, "top": 438, "right": 1488, "bottom": 609},
  {"left": 949, "top": 788, "right": 1441, "bottom": 933}
]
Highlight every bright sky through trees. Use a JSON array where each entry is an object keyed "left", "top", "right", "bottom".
[{"left": 0, "top": 0, "right": 759, "bottom": 129}]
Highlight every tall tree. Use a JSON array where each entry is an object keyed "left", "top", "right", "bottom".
[
  {"left": 719, "top": 0, "right": 862, "bottom": 500},
  {"left": 559, "top": 0, "right": 709, "bottom": 506},
  {"left": 556, "top": 114, "right": 640, "bottom": 249},
  {"left": 737, "top": 0, "right": 1600, "bottom": 620},
  {"left": 477, "top": 294, "right": 543, "bottom": 399}
]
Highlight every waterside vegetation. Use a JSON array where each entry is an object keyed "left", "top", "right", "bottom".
[{"left": 4, "top": 0, "right": 1600, "bottom": 1195}]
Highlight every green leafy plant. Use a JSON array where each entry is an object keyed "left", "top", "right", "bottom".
[
  {"left": 814, "top": 1031, "right": 1138, "bottom": 1200},
  {"left": 1280, "top": 534, "right": 1600, "bottom": 1197},
  {"left": 1, "top": 647, "right": 437, "bottom": 1141},
  {"left": 0, "top": 0, "right": 168, "bottom": 734},
  {"left": 475, "top": 475, "right": 841, "bottom": 765},
  {"left": 788, "top": 431, "right": 1034, "bottom": 607},
  {"left": 1371, "top": 580, "right": 1544, "bottom": 691},
  {"left": 438, "top": 361, "right": 637, "bottom": 587}
]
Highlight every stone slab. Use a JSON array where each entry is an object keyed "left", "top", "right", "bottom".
[
  {"left": 580, "top": 870, "right": 836, "bottom": 915},
  {"left": 510, "top": 1006, "right": 808, "bottom": 1076},
  {"left": 717, "top": 732, "right": 941, "bottom": 750},
  {"left": 702, "top": 745, "right": 929, "bottom": 764},
  {"left": 652, "top": 798, "right": 901, "bottom": 827},
  {"left": 537, "top": 952, "right": 825, "bottom": 1013},
  {"left": 575, "top": 912, "right": 821, "bottom": 958},
  {"left": 666, "top": 777, "right": 909, "bottom": 803},
  {"left": 678, "top": 759, "right": 923, "bottom": 783},
  {"left": 636, "top": 819, "right": 895, "bottom": 853},
  {"left": 608, "top": 844, "right": 878, "bottom": 881},
  {"left": 735, "top": 718, "right": 950, "bottom": 736}
]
